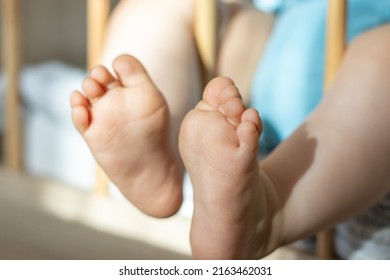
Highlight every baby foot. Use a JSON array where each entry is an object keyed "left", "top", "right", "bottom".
[
  {"left": 70, "top": 55, "right": 183, "bottom": 217},
  {"left": 179, "top": 77, "right": 272, "bottom": 259}
]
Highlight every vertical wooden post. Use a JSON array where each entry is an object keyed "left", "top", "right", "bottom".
[
  {"left": 87, "top": 0, "right": 110, "bottom": 68},
  {"left": 194, "top": 0, "right": 218, "bottom": 84},
  {"left": 87, "top": 0, "right": 110, "bottom": 195},
  {"left": 1, "top": 0, "right": 23, "bottom": 171},
  {"left": 317, "top": 0, "right": 347, "bottom": 259},
  {"left": 324, "top": 0, "right": 347, "bottom": 88}
]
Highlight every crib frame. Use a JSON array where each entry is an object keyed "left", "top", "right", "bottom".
[
  {"left": 1, "top": 0, "right": 346, "bottom": 259},
  {"left": 1, "top": 0, "right": 23, "bottom": 170}
]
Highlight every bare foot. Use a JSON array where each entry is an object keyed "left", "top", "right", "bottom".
[
  {"left": 179, "top": 77, "right": 273, "bottom": 259},
  {"left": 70, "top": 55, "right": 183, "bottom": 217}
]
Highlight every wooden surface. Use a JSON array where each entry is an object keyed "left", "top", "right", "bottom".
[
  {"left": 194, "top": 0, "right": 218, "bottom": 83},
  {"left": 1, "top": 0, "right": 23, "bottom": 170},
  {"left": 324, "top": 0, "right": 347, "bottom": 88},
  {"left": 87, "top": 0, "right": 111, "bottom": 195},
  {"left": 87, "top": 0, "right": 110, "bottom": 68},
  {"left": 317, "top": 0, "right": 347, "bottom": 259}
]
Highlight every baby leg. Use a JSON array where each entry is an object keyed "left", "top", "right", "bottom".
[{"left": 179, "top": 77, "right": 273, "bottom": 259}]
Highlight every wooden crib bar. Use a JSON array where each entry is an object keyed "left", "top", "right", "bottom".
[
  {"left": 87, "top": 0, "right": 110, "bottom": 68},
  {"left": 194, "top": 0, "right": 218, "bottom": 83},
  {"left": 316, "top": 0, "right": 348, "bottom": 259},
  {"left": 1, "top": 0, "right": 23, "bottom": 171},
  {"left": 324, "top": 0, "right": 347, "bottom": 88},
  {"left": 87, "top": 0, "right": 111, "bottom": 195}
]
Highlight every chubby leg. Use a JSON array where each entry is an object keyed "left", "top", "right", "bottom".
[
  {"left": 181, "top": 24, "right": 390, "bottom": 259},
  {"left": 102, "top": 0, "right": 274, "bottom": 140},
  {"left": 102, "top": 0, "right": 202, "bottom": 145},
  {"left": 217, "top": 1, "right": 274, "bottom": 103},
  {"left": 179, "top": 77, "right": 273, "bottom": 259}
]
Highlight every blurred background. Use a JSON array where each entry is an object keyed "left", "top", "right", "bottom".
[
  {"left": 0, "top": 0, "right": 196, "bottom": 260},
  {"left": 0, "top": 0, "right": 316, "bottom": 260}
]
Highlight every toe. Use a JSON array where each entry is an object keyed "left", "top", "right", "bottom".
[
  {"left": 71, "top": 105, "right": 90, "bottom": 134},
  {"left": 70, "top": 91, "right": 91, "bottom": 133},
  {"left": 237, "top": 121, "right": 260, "bottom": 154},
  {"left": 82, "top": 77, "right": 105, "bottom": 102},
  {"left": 112, "top": 54, "right": 151, "bottom": 87},
  {"left": 90, "top": 65, "right": 116, "bottom": 88},
  {"left": 203, "top": 77, "right": 235, "bottom": 108},
  {"left": 237, "top": 109, "right": 262, "bottom": 154},
  {"left": 220, "top": 85, "right": 242, "bottom": 104},
  {"left": 241, "top": 108, "right": 263, "bottom": 135},
  {"left": 70, "top": 90, "right": 90, "bottom": 108},
  {"left": 221, "top": 97, "right": 245, "bottom": 127}
]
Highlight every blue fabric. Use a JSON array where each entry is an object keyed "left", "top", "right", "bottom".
[{"left": 251, "top": 0, "right": 390, "bottom": 152}]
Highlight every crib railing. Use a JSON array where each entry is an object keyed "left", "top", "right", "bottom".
[
  {"left": 325, "top": 0, "right": 347, "bottom": 88},
  {"left": 1, "top": 0, "right": 23, "bottom": 171},
  {"left": 87, "top": 0, "right": 111, "bottom": 195},
  {"left": 1, "top": 0, "right": 347, "bottom": 259},
  {"left": 318, "top": 0, "right": 347, "bottom": 259},
  {"left": 194, "top": 0, "right": 218, "bottom": 83},
  {"left": 0, "top": 0, "right": 111, "bottom": 192}
]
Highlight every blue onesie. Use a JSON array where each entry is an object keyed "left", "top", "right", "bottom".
[{"left": 251, "top": 0, "right": 390, "bottom": 259}]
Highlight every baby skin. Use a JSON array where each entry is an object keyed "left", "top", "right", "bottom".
[
  {"left": 70, "top": 55, "right": 183, "bottom": 218},
  {"left": 180, "top": 77, "right": 276, "bottom": 259},
  {"left": 71, "top": 55, "right": 278, "bottom": 259}
]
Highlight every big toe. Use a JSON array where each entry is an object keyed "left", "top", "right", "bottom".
[
  {"left": 112, "top": 54, "right": 152, "bottom": 87},
  {"left": 203, "top": 77, "right": 246, "bottom": 126},
  {"left": 202, "top": 77, "right": 237, "bottom": 108}
]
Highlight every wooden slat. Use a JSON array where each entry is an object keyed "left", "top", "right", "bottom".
[
  {"left": 87, "top": 0, "right": 110, "bottom": 68},
  {"left": 324, "top": 0, "right": 347, "bottom": 88},
  {"left": 194, "top": 0, "right": 218, "bottom": 83},
  {"left": 87, "top": 0, "right": 110, "bottom": 195},
  {"left": 1, "top": 0, "right": 23, "bottom": 171},
  {"left": 317, "top": 0, "right": 347, "bottom": 259}
]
